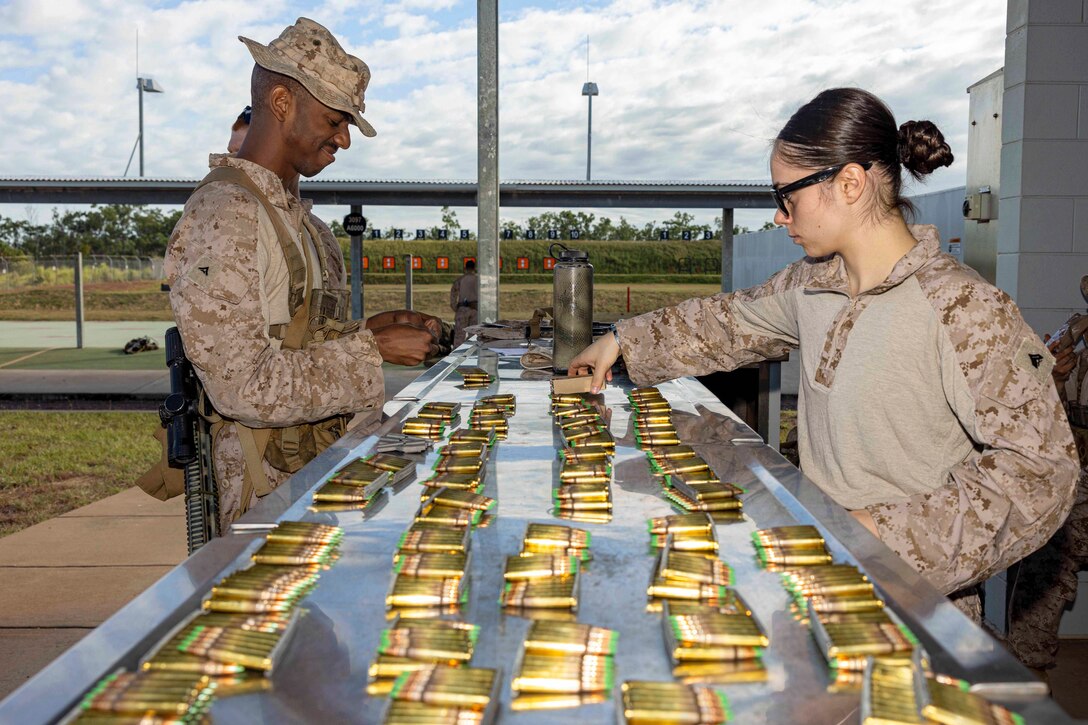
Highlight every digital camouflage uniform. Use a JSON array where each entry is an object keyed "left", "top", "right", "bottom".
[
  {"left": 449, "top": 271, "right": 479, "bottom": 347},
  {"left": 616, "top": 225, "right": 1078, "bottom": 611},
  {"left": 1006, "top": 349, "right": 1088, "bottom": 669},
  {"left": 165, "top": 154, "right": 384, "bottom": 528}
]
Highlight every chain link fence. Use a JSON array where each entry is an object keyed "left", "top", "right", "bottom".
[{"left": 0, "top": 255, "right": 163, "bottom": 290}]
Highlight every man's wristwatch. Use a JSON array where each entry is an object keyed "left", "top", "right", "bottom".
[{"left": 609, "top": 323, "right": 621, "bottom": 345}]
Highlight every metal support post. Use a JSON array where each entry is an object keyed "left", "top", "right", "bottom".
[
  {"left": 350, "top": 203, "right": 364, "bottom": 320},
  {"left": 757, "top": 360, "right": 781, "bottom": 451},
  {"left": 404, "top": 254, "right": 414, "bottom": 311},
  {"left": 138, "top": 85, "right": 145, "bottom": 177},
  {"left": 720, "top": 207, "right": 734, "bottom": 293},
  {"left": 75, "top": 252, "right": 84, "bottom": 349},
  {"left": 586, "top": 95, "right": 593, "bottom": 181},
  {"left": 476, "top": 0, "right": 500, "bottom": 324}
]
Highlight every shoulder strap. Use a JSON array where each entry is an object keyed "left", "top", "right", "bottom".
[{"left": 195, "top": 167, "right": 308, "bottom": 319}]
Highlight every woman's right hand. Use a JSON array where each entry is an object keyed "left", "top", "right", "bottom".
[{"left": 568, "top": 334, "right": 621, "bottom": 394}]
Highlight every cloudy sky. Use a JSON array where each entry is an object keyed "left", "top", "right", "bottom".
[{"left": 0, "top": 0, "right": 1007, "bottom": 233}]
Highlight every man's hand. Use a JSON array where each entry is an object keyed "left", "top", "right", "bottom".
[
  {"left": 850, "top": 509, "right": 879, "bottom": 537},
  {"left": 1045, "top": 333, "right": 1075, "bottom": 385},
  {"left": 371, "top": 324, "right": 439, "bottom": 366},
  {"left": 366, "top": 310, "right": 443, "bottom": 340},
  {"left": 568, "top": 334, "right": 621, "bottom": 394}
]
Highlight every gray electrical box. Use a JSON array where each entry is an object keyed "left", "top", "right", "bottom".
[{"left": 963, "top": 69, "right": 1003, "bottom": 283}]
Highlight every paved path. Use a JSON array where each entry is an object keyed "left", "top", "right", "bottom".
[
  {"left": 0, "top": 488, "right": 186, "bottom": 698},
  {"left": 0, "top": 321, "right": 174, "bottom": 349}
]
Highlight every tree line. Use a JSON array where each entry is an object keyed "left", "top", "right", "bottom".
[{"left": 0, "top": 205, "right": 774, "bottom": 258}]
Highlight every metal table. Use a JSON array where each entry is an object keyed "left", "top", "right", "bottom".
[{"left": 0, "top": 344, "right": 1076, "bottom": 724}]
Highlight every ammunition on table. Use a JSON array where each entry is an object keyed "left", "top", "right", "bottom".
[
  {"left": 784, "top": 565, "right": 872, "bottom": 597},
  {"left": 647, "top": 577, "right": 731, "bottom": 604},
  {"left": 202, "top": 598, "right": 297, "bottom": 614},
  {"left": 667, "top": 471, "right": 733, "bottom": 493},
  {"left": 523, "top": 620, "right": 617, "bottom": 657},
  {"left": 567, "top": 431, "right": 615, "bottom": 454},
  {"left": 419, "top": 472, "right": 482, "bottom": 493},
  {"left": 328, "top": 459, "right": 391, "bottom": 487},
  {"left": 417, "top": 406, "right": 461, "bottom": 422},
  {"left": 141, "top": 649, "right": 247, "bottom": 676},
  {"left": 653, "top": 457, "right": 712, "bottom": 476},
  {"left": 558, "top": 447, "right": 612, "bottom": 464},
  {"left": 512, "top": 653, "right": 614, "bottom": 694},
  {"left": 468, "top": 414, "right": 508, "bottom": 431},
  {"left": 389, "top": 665, "right": 498, "bottom": 709},
  {"left": 666, "top": 611, "right": 768, "bottom": 649},
  {"left": 631, "top": 399, "right": 672, "bottom": 414},
  {"left": 504, "top": 554, "right": 580, "bottom": 580},
  {"left": 808, "top": 593, "right": 886, "bottom": 614},
  {"left": 665, "top": 489, "right": 742, "bottom": 513},
  {"left": 510, "top": 693, "right": 607, "bottom": 711},
  {"left": 187, "top": 611, "right": 295, "bottom": 633},
  {"left": 502, "top": 573, "right": 580, "bottom": 610},
  {"left": 397, "top": 526, "right": 470, "bottom": 555},
  {"left": 369, "top": 655, "right": 441, "bottom": 680},
  {"left": 177, "top": 626, "right": 281, "bottom": 671},
  {"left": 659, "top": 550, "right": 732, "bottom": 586},
  {"left": 558, "top": 412, "right": 604, "bottom": 429},
  {"left": 620, "top": 681, "right": 730, "bottom": 724},
  {"left": 448, "top": 428, "right": 498, "bottom": 447},
  {"left": 313, "top": 482, "right": 382, "bottom": 504},
  {"left": 753, "top": 525, "right": 826, "bottom": 549},
  {"left": 436, "top": 442, "right": 489, "bottom": 459},
  {"left": 562, "top": 424, "right": 602, "bottom": 443},
  {"left": 251, "top": 540, "right": 338, "bottom": 567},
  {"left": 433, "top": 456, "right": 484, "bottom": 475},
  {"left": 559, "top": 461, "right": 611, "bottom": 482},
  {"left": 265, "top": 521, "right": 343, "bottom": 546},
  {"left": 657, "top": 592, "right": 753, "bottom": 617},
  {"left": 416, "top": 500, "right": 483, "bottom": 527},
  {"left": 554, "top": 509, "right": 613, "bottom": 524},
  {"left": 861, "top": 659, "right": 923, "bottom": 725},
  {"left": 521, "top": 544, "right": 592, "bottom": 562},
  {"left": 427, "top": 488, "right": 495, "bottom": 513},
  {"left": 650, "top": 513, "right": 714, "bottom": 536},
  {"left": 553, "top": 484, "right": 612, "bottom": 503},
  {"left": 919, "top": 677, "right": 1025, "bottom": 725},
  {"left": 481, "top": 392, "right": 515, "bottom": 406},
  {"left": 394, "top": 552, "right": 469, "bottom": 579},
  {"left": 811, "top": 616, "right": 915, "bottom": 664},
  {"left": 637, "top": 433, "right": 681, "bottom": 448},
  {"left": 458, "top": 366, "right": 493, "bottom": 380},
  {"left": 628, "top": 386, "right": 665, "bottom": 398},
  {"left": 383, "top": 700, "right": 487, "bottom": 724},
  {"left": 524, "top": 523, "right": 591, "bottom": 551},
  {"left": 632, "top": 409, "right": 674, "bottom": 424},
  {"left": 646, "top": 445, "right": 699, "bottom": 462},
  {"left": 79, "top": 671, "right": 215, "bottom": 718},
  {"left": 387, "top": 576, "right": 467, "bottom": 609},
  {"left": 755, "top": 545, "right": 833, "bottom": 567},
  {"left": 378, "top": 623, "right": 479, "bottom": 663},
  {"left": 402, "top": 417, "right": 447, "bottom": 437},
  {"left": 368, "top": 453, "right": 418, "bottom": 472},
  {"left": 816, "top": 610, "right": 894, "bottom": 626},
  {"left": 672, "top": 660, "right": 768, "bottom": 685}
]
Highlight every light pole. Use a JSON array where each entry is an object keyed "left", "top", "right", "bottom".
[
  {"left": 581, "top": 81, "right": 598, "bottom": 181},
  {"left": 137, "top": 77, "right": 164, "bottom": 177}
]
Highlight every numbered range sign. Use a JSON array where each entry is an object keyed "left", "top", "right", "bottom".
[
  {"left": 703, "top": 230, "right": 713, "bottom": 240},
  {"left": 411, "top": 256, "right": 423, "bottom": 270},
  {"left": 416, "top": 229, "right": 426, "bottom": 239},
  {"left": 503, "top": 229, "right": 515, "bottom": 239},
  {"left": 681, "top": 230, "right": 692, "bottom": 241},
  {"left": 370, "top": 229, "right": 382, "bottom": 239},
  {"left": 343, "top": 213, "right": 367, "bottom": 236},
  {"left": 659, "top": 231, "right": 670, "bottom": 240},
  {"left": 382, "top": 256, "right": 395, "bottom": 270},
  {"left": 547, "top": 229, "right": 559, "bottom": 240},
  {"left": 362, "top": 256, "right": 369, "bottom": 270},
  {"left": 516, "top": 257, "right": 529, "bottom": 270},
  {"left": 543, "top": 257, "right": 556, "bottom": 271},
  {"left": 569, "top": 229, "right": 581, "bottom": 240},
  {"left": 463, "top": 257, "right": 476, "bottom": 269},
  {"left": 436, "top": 256, "right": 449, "bottom": 270},
  {"left": 438, "top": 229, "right": 449, "bottom": 240},
  {"left": 393, "top": 229, "right": 404, "bottom": 240},
  {"left": 460, "top": 230, "right": 470, "bottom": 240},
  {"left": 526, "top": 229, "right": 536, "bottom": 240}
]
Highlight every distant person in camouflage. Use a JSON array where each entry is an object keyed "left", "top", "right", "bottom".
[
  {"left": 166, "top": 18, "right": 440, "bottom": 528},
  {"left": 570, "top": 88, "right": 1078, "bottom": 617},
  {"left": 450, "top": 259, "right": 479, "bottom": 347},
  {"left": 1006, "top": 334, "right": 1088, "bottom": 673}
]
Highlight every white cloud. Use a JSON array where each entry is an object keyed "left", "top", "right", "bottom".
[{"left": 0, "top": 0, "right": 1007, "bottom": 232}]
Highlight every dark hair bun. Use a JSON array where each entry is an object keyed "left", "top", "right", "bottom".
[{"left": 897, "top": 120, "right": 954, "bottom": 177}]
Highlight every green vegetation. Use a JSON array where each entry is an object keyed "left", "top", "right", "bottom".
[
  {"left": 0, "top": 347, "right": 164, "bottom": 371},
  {"left": 0, "top": 412, "right": 160, "bottom": 537}
]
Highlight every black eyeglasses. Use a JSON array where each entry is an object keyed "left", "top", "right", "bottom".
[{"left": 771, "top": 162, "right": 873, "bottom": 217}]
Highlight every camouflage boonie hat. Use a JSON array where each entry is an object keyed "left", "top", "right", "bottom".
[{"left": 239, "top": 17, "right": 376, "bottom": 138}]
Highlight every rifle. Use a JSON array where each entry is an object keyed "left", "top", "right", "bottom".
[
  {"left": 160, "top": 327, "right": 220, "bottom": 554},
  {"left": 1048, "top": 275, "right": 1088, "bottom": 357}
]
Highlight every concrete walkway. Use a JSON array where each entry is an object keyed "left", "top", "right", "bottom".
[
  {"left": 0, "top": 488, "right": 186, "bottom": 698},
  {"left": 0, "top": 321, "right": 174, "bottom": 349}
]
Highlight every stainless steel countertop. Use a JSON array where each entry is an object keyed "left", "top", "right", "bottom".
[{"left": 0, "top": 345, "right": 1077, "bottom": 724}]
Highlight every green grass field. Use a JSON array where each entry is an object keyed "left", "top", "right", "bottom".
[
  {"left": 0, "top": 412, "right": 161, "bottom": 537},
  {"left": 0, "top": 347, "right": 164, "bottom": 370}
]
